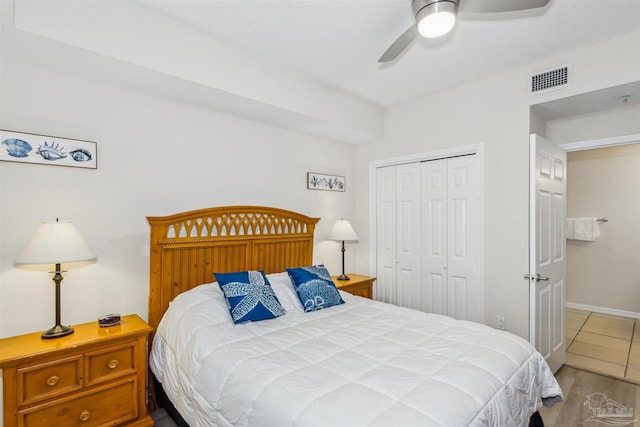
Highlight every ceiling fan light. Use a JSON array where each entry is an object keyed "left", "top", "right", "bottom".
[{"left": 416, "top": 1, "right": 458, "bottom": 38}]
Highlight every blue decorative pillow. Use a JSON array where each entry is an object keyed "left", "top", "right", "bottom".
[
  {"left": 286, "top": 265, "right": 345, "bottom": 312},
  {"left": 214, "top": 270, "right": 286, "bottom": 324}
]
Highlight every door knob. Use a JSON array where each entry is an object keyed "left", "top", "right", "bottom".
[{"left": 524, "top": 274, "right": 550, "bottom": 282}]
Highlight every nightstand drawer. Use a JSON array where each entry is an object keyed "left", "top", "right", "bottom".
[
  {"left": 333, "top": 274, "right": 375, "bottom": 299},
  {"left": 19, "top": 378, "right": 138, "bottom": 427},
  {"left": 346, "top": 285, "right": 372, "bottom": 299},
  {"left": 85, "top": 341, "right": 136, "bottom": 386},
  {"left": 18, "top": 355, "right": 82, "bottom": 405}
]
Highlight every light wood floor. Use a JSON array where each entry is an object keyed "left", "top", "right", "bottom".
[
  {"left": 566, "top": 309, "right": 640, "bottom": 383},
  {"left": 540, "top": 365, "right": 640, "bottom": 426}
]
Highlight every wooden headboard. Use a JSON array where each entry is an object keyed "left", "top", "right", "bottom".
[{"left": 147, "top": 206, "right": 320, "bottom": 334}]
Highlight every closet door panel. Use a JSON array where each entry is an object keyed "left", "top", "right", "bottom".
[
  {"left": 450, "top": 198, "right": 468, "bottom": 258},
  {"left": 378, "top": 266, "right": 395, "bottom": 304},
  {"left": 448, "top": 276, "right": 468, "bottom": 319},
  {"left": 376, "top": 166, "right": 397, "bottom": 303},
  {"left": 448, "top": 198, "right": 471, "bottom": 320},
  {"left": 396, "top": 163, "right": 422, "bottom": 309},
  {"left": 425, "top": 273, "right": 447, "bottom": 316},
  {"left": 447, "top": 156, "right": 484, "bottom": 322},
  {"left": 421, "top": 161, "right": 448, "bottom": 314}
]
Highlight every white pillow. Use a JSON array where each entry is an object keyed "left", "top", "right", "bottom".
[{"left": 267, "top": 272, "right": 305, "bottom": 312}]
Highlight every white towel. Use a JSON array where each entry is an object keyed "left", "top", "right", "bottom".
[
  {"left": 567, "top": 217, "right": 600, "bottom": 241},
  {"left": 566, "top": 218, "right": 576, "bottom": 240}
]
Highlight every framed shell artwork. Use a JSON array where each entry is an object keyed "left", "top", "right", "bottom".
[
  {"left": 307, "top": 172, "right": 345, "bottom": 192},
  {"left": 0, "top": 129, "right": 97, "bottom": 169}
]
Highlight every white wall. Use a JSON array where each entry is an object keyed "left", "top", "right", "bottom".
[
  {"left": 354, "top": 31, "right": 640, "bottom": 339},
  {"left": 0, "top": 57, "right": 359, "bottom": 339},
  {"left": 564, "top": 144, "right": 640, "bottom": 314}
]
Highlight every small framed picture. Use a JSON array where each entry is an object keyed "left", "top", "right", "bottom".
[
  {"left": 0, "top": 129, "right": 97, "bottom": 169},
  {"left": 307, "top": 172, "right": 346, "bottom": 192}
]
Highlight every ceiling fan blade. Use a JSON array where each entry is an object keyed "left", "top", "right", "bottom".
[
  {"left": 459, "top": 0, "right": 551, "bottom": 14},
  {"left": 378, "top": 26, "right": 418, "bottom": 63}
]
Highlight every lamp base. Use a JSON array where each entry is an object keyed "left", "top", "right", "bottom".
[
  {"left": 336, "top": 273, "right": 350, "bottom": 281},
  {"left": 41, "top": 324, "right": 74, "bottom": 339}
]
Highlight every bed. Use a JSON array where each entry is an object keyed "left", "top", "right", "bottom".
[{"left": 147, "top": 206, "right": 562, "bottom": 427}]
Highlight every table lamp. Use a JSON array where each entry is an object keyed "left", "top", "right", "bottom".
[
  {"left": 15, "top": 219, "right": 96, "bottom": 339},
  {"left": 328, "top": 219, "right": 358, "bottom": 281}
]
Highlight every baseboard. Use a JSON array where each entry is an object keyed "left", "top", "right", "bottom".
[{"left": 566, "top": 302, "right": 640, "bottom": 320}]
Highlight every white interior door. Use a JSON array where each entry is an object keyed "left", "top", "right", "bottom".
[
  {"left": 396, "top": 163, "right": 422, "bottom": 309},
  {"left": 374, "top": 146, "right": 484, "bottom": 323},
  {"left": 376, "top": 166, "right": 397, "bottom": 304},
  {"left": 420, "top": 155, "right": 484, "bottom": 322},
  {"left": 529, "top": 134, "right": 566, "bottom": 373},
  {"left": 375, "top": 164, "right": 421, "bottom": 305},
  {"left": 421, "top": 159, "right": 448, "bottom": 315},
  {"left": 446, "top": 156, "right": 484, "bottom": 322}
]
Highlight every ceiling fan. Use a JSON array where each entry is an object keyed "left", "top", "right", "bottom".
[{"left": 379, "top": 0, "right": 552, "bottom": 63}]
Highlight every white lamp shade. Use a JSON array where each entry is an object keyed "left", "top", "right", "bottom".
[
  {"left": 328, "top": 219, "right": 359, "bottom": 242},
  {"left": 15, "top": 220, "right": 96, "bottom": 265}
]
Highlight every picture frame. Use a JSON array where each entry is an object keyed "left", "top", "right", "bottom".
[
  {"left": 0, "top": 129, "right": 97, "bottom": 169},
  {"left": 307, "top": 172, "right": 346, "bottom": 192}
]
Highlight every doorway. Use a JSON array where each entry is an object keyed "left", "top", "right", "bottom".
[
  {"left": 562, "top": 136, "right": 640, "bottom": 381},
  {"left": 529, "top": 132, "right": 640, "bottom": 374},
  {"left": 530, "top": 80, "right": 640, "bottom": 373},
  {"left": 562, "top": 139, "right": 640, "bottom": 318}
]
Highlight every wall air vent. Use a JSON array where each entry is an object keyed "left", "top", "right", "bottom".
[{"left": 529, "top": 64, "right": 571, "bottom": 95}]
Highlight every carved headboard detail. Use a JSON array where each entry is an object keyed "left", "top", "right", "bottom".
[{"left": 146, "top": 206, "right": 320, "bottom": 335}]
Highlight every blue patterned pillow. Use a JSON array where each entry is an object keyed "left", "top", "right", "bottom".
[
  {"left": 286, "top": 265, "right": 345, "bottom": 312},
  {"left": 214, "top": 270, "right": 286, "bottom": 324}
]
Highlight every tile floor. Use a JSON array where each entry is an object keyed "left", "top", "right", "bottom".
[{"left": 565, "top": 308, "right": 640, "bottom": 384}]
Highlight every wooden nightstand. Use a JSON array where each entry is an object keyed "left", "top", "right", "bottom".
[
  {"left": 332, "top": 274, "right": 375, "bottom": 299},
  {"left": 0, "top": 314, "right": 153, "bottom": 427}
]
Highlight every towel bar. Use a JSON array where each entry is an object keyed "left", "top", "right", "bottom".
[{"left": 597, "top": 217, "right": 608, "bottom": 223}]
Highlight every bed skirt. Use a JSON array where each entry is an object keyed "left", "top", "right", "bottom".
[{"left": 153, "top": 375, "right": 189, "bottom": 427}]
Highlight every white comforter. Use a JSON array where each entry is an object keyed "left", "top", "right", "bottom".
[{"left": 150, "top": 273, "right": 561, "bottom": 427}]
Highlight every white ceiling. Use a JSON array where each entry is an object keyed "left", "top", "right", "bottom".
[
  {"left": 3, "top": 0, "right": 639, "bottom": 144},
  {"left": 134, "top": 0, "right": 640, "bottom": 107}
]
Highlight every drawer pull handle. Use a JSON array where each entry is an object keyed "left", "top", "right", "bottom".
[
  {"left": 79, "top": 410, "right": 91, "bottom": 422},
  {"left": 46, "top": 376, "right": 60, "bottom": 387},
  {"left": 107, "top": 359, "right": 119, "bottom": 369}
]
